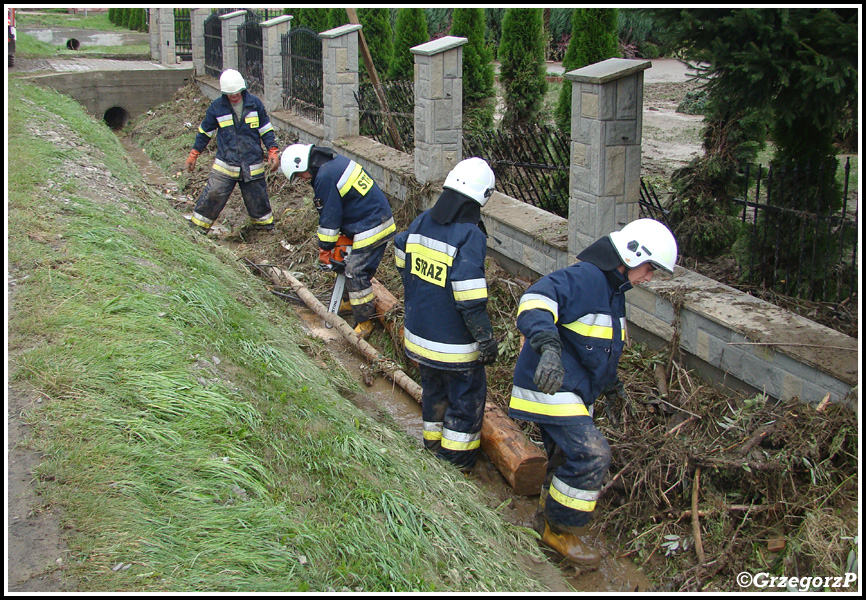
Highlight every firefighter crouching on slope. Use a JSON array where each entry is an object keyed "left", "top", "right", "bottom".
[
  {"left": 280, "top": 143, "right": 397, "bottom": 339},
  {"left": 394, "top": 158, "right": 499, "bottom": 471},
  {"left": 508, "top": 218, "right": 678, "bottom": 569},
  {"left": 185, "top": 69, "right": 280, "bottom": 233}
]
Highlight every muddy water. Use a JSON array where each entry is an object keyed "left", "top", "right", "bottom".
[{"left": 118, "top": 134, "right": 654, "bottom": 592}]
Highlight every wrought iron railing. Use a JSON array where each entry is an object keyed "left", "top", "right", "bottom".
[
  {"left": 203, "top": 12, "right": 223, "bottom": 77},
  {"left": 281, "top": 27, "right": 323, "bottom": 124},
  {"left": 355, "top": 80, "right": 414, "bottom": 152},
  {"left": 174, "top": 8, "right": 192, "bottom": 62},
  {"left": 237, "top": 13, "right": 264, "bottom": 97}
]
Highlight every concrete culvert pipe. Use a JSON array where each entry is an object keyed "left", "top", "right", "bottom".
[
  {"left": 103, "top": 106, "right": 131, "bottom": 130},
  {"left": 66, "top": 38, "right": 81, "bottom": 50}
]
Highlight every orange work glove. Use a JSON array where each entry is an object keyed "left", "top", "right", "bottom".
[
  {"left": 268, "top": 147, "right": 280, "bottom": 172},
  {"left": 185, "top": 149, "right": 200, "bottom": 173}
]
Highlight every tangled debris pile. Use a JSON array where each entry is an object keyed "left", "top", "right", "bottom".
[{"left": 127, "top": 83, "right": 859, "bottom": 592}]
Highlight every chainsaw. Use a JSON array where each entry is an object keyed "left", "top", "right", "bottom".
[{"left": 319, "top": 235, "right": 353, "bottom": 328}]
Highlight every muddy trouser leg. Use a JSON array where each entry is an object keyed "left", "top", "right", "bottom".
[
  {"left": 540, "top": 420, "right": 611, "bottom": 529},
  {"left": 437, "top": 365, "right": 487, "bottom": 470},
  {"left": 344, "top": 242, "right": 387, "bottom": 324},
  {"left": 191, "top": 172, "right": 237, "bottom": 232},
  {"left": 419, "top": 364, "right": 448, "bottom": 454},
  {"left": 238, "top": 176, "right": 274, "bottom": 229}
]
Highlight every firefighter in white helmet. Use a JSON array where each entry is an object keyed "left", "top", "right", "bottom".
[
  {"left": 394, "top": 157, "right": 499, "bottom": 471},
  {"left": 185, "top": 69, "right": 280, "bottom": 233},
  {"left": 280, "top": 143, "right": 396, "bottom": 339},
  {"left": 509, "top": 218, "right": 678, "bottom": 569}
]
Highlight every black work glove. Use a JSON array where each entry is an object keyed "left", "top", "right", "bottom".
[
  {"left": 462, "top": 308, "right": 498, "bottom": 365},
  {"left": 600, "top": 377, "right": 626, "bottom": 427},
  {"left": 530, "top": 331, "right": 564, "bottom": 395}
]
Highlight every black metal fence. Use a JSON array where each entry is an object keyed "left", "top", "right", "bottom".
[
  {"left": 174, "top": 8, "right": 192, "bottom": 62},
  {"left": 355, "top": 80, "right": 414, "bottom": 152},
  {"left": 464, "top": 124, "right": 571, "bottom": 217},
  {"left": 203, "top": 12, "right": 223, "bottom": 77},
  {"left": 733, "top": 159, "right": 858, "bottom": 304},
  {"left": 237, "top": 13, "right": 264, "bottom": 97},
  {"left": 281, "top": 27, "right": 323, "bottom": 123}
]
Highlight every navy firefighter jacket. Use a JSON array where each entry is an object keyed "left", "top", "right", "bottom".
[
  {"left": 509, "top": 261, "right": 631, "bottom": 426},
  {"left": 192, "top": 90, "right": 277, "bottom": 181},
  {"left": 312, "top": 154, "right": 396, "bottom": 252},
  {"left": 394, "top": 210, "right": 489, "bottom": 371}
]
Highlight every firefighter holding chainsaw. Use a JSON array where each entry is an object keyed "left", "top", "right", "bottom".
[
  {"left": 508, "top": 218, "right": 678, "bottom": 569},
  {"left": 186, "top": 69, "right": 280, "bottom": 233},
  {"left": 280, "top": 144, "right": 396, "bottom": 339},
  {"left": 394, "top": 157, "right": 499, "bottom": 471}
]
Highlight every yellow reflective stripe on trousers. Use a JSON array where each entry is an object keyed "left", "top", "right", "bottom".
[
  {"left": 441, "top": 428, "right": 481, "bottom": 451},
  {"left": 452, "top": 278, "right": 488, "bottom": 302},
  {"left": 517, "top": 293, "right": 559, "bottom": 323},
  {"left": 562, "top": 313, "right": 614, "bottom": 340},
  {"left": 549, "top": 475, "right": 599, "bottom": 512},
  {"left": 191, "top": 212, "right": 214, "bottom": 229},
  {"left": 404, "top": 328, "right": 479, "bottom": 364},
  {"left": 349, "top": 287, "right": 374, "bottom": 305},
  {"left": 352, "top": 217, "right": 396, "bottom": 250},
  {"left": 250, "top": 212, "right": 273, "bottom": 225},
  {"left": 509, "top": 385, "right": 590, "bottom": 418},
  {"left": 423, "top": 421, "right": 443, "bottom": 441}
]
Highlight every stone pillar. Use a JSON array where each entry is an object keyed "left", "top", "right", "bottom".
[
  {"left": 261, "top": 15, "right": 293, "bottom": 113},
  {"left": 320, "top": 24, "right": 362, "bottom": 142},
  {"left": 157, "top": 8, "right": 175, "bottom": 65},
  {"left": 190, "top": 8, "right": 208, "bottom": 77},
  {"left": 149, "top": 9, "right": 159, "bottom": 61},
  {"left": 220, "top": 10, "right": 247, "bottom": 72},
  {"left": 566, "top": 58, "right": 651, "bottom": 255},
  {"left": 411, "top": 36, "right": 467, "bottom": 184}
]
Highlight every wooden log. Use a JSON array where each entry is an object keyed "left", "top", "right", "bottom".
[{"left": 277, "top": 269, "right": 547, "bottom": 495}]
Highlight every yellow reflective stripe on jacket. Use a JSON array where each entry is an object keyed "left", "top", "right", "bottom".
[
  {"left": 394, "top": 247, "right": 406, "bottom": 269},
  {"left": 317, "top": 226, "right": 340, "bottom": 243},
  {"left": 441, "top": 428, "right": 481, "bottom": 451},
  {"left": 199, "top": 126, "right": 216, "bottom": 138},
  {"left": 352, "top": 217, "right": 396, "bottom": 250},
  {"left": 404, "top": 328, "right": 479, "bottom": 364},
  {"left": 405, "top": 233, "right": 457, "bottom": 267},
  {"left": 452, "top": 278, "right": 488, "bottom": 302},
  {"left": 517, "top": 293, "right": 559, "bottom": 323},
  {"left": 249, "top": 161, "right": 266, "bottom": 177},
  {"left": 212, "top": 158, "right": 241, "bottom": 178},
  {"left": 217, "top": 114, "right": 234, "bottom": 128},
  {"left": 548, "top": 475, "right": 599, "bottom": 512},
  {"left": 509, "top": 385, "right": 590, "bottom": 418},
  {"left": 337, "top": 161, "right": 364, "bottom": 197},
  {"left": 258, "top": 122, "right": 274, "bottom": 136},
  {"left": 563, "top": 313, "right": 614, "bottom": 340}
]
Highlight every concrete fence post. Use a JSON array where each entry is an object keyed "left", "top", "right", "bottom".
[
  {"left": 220, "top": 10, "right": 247, "bottom": 73},
  {"left": 565, "top": 58, "right": 651, "bottom": 255},
  {"left": 411, "top": 36, "right": 467, "bottom": 184},
  {"left": 260, "top": 15, "right": 293, "bottom": 114},
  {"left": 157, "top": 8, "right": 176, "bottom": 65},
  {"left": 149, "top": 9, "right": 159, "bottom": 61},
  {"left": 320, "top": 24, "right": 362, "bottom": 142},
  {"left": 190, "top": 8, "right": 208, "bottom": 77}
]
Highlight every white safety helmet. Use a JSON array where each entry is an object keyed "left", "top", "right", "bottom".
[
  {"left": 280, "top": 143, "right": 314, "bottom": 180},
  {"left": 219, "top": 69, "right": 246, "bottom": 94},
  {"left": 443, "top": 157, "right": 496, "bottom": 207},
  {"left": 609, "top": 218, "right": 678, "bottom": 274}
]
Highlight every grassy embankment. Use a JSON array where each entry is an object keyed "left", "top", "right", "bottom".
[
  {"left": 7, "top": 78, "right": 555, "bottom": 593},
  {"left": 14, "top": 10, "right": 149, "bottom": 58}
]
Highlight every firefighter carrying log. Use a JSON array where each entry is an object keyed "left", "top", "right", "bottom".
[
  {"left": 509, "top": 218, "right": 678, "bottom": 569},
  {"left": 394, "top": 157, "right": 499, "bottom": 471},
  {"left": 280, "top": 143, "right": 396, "bottom": 339}
]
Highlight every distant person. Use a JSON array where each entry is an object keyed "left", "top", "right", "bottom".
[
  {"left": 508, "top": 218, "right": 678, "bottom": 569},
  {"left": 280, "top": 143, "right": 396, "bottom": 339},
  {"left": 185, "top": 69, "right": 280, "bottom": 233},
  {"left": 394, "top": 158, "right": 499, "bottom": 471}
]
